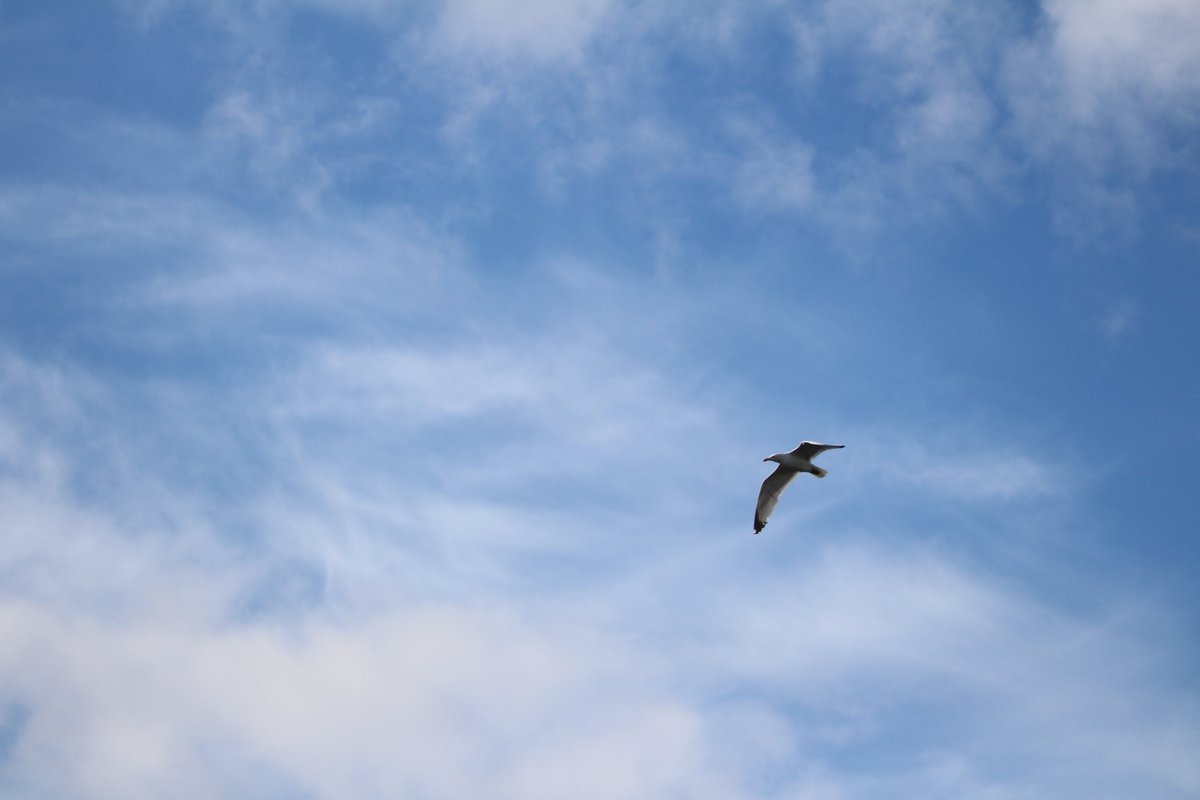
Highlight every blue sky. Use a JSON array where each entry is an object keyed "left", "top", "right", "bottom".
[{"left": 2, "top": 0, "right": 1199, "bottom": 797}]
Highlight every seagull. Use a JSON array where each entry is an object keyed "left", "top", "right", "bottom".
[{"left": 754, "top": 441, "right": 844, "bottom": 534}]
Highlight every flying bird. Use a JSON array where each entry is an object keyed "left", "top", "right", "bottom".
[{"left": 754, "top": 441, "right": 844, "bottom": 534}]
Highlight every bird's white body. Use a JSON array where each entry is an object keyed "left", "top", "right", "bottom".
[
  {"left": 755, "top": 441, "right": 844, "bottom": 534},
  {"left": 766, "top": 451, "right": 828, "bottom": 477}
]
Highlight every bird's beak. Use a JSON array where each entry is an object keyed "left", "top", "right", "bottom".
[{"left": 762, "top": 457, "right": 771, "bottom": 462}]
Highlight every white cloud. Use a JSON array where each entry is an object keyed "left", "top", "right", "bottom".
[
  {"left": 784, "top": 1, "right": 1017, "bottom": 244},
  {"left": 1001, "top": 0, "right": 1200, "bottom": 236},
  {"left": 758, "top": 0, "right": 1200, "bottom": 244},
  {"left": 435, "top": 0, "right": 615, "bottom": 62},
  {"left": 886, "top": 446, "right": 1060, "bottom": 501},
  {"left": 1039, "top": 0, "right": 1200, "bottom": 130},
  {"left": 3, "top": 488, "right": 1195, "bottom": 800}
]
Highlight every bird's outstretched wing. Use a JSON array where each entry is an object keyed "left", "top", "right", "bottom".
[
  {"left": 755, "top": 464, "right": 799, "bottom": 534},
  {"left": 791, "top": 441, "right": 845, "bottom": 459}
]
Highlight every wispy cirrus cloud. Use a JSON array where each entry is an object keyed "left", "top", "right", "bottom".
[
  {"left": 5, "top": 467, "right": 1193, "bottom": 800},
  {"left": 96, "top": 0, "right": 1197, "bottom": 249},
  {"left": 1, "top": 264, "right": 1194, "bottom": 798}
]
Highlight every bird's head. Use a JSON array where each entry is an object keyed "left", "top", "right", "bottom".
[{"left": 763, "top": 453, "right": 783, "bottom": 463}]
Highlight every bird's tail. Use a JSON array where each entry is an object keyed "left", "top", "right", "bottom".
[{"left": 811, "top": 465, "right": 828, "bottom": 478}]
